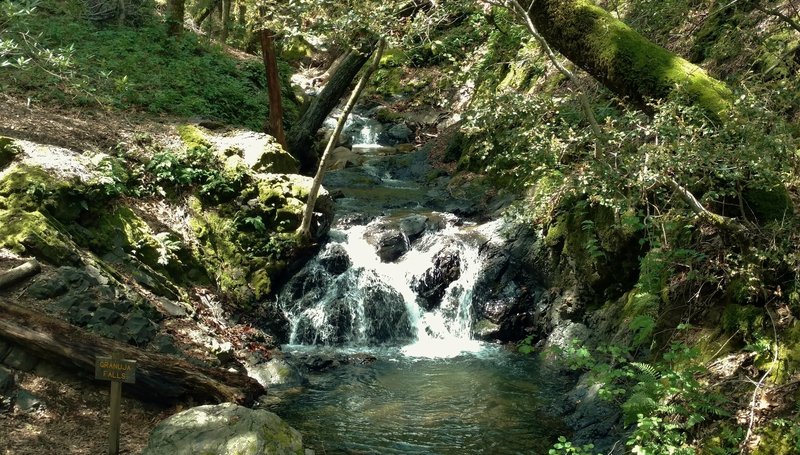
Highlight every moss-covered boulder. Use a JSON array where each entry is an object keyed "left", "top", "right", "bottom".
[
  {"left": 141, "top": 403, "right": 304, "bottom": 455},
  {"left": 188, "top": 173, "right": 332, "bottom": 305}
]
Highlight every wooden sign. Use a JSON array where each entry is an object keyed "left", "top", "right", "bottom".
[
  {"left": 95, "top": 356, "right": 137, "bottom": 384},
  {"left": 96, "top": 352, "right": 136, "bottom": 455}
]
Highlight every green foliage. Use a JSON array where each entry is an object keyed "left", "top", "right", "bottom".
[
  {"left": 548, "top": 436, "right": 598, "bottom": 455},
  {"left": 1, "top": 0, "right": 270, "bottom": 128},
  {"left": 553, "top": 337, "right": 732, "bottom": 455}
]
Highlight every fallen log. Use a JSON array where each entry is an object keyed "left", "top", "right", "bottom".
[
  {"left": 0, "top": 259, "right": 41, "bottom": 290},
  {"left": 0, "top": 299, "right": 264, "bottom": 405}
]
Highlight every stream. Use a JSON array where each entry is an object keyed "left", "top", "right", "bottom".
[{"left": 272, "top": 112, "right": 570, "bottom": 453}]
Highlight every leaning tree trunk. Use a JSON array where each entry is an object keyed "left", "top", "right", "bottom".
[
  {"left": 0, "top": 300, "right": 264, "bottom": 405},
  {"left": 298, "top": 39, "right": 386, "bottom": 240},
  {"left": 260, "top": 27, "right": 287, "bottom": 148},
  {"left": 286, "top": 44, "right": 373, "bottom": 174},
  {"left": 525, "top": 0, "right": 731, "bottom": 118}
]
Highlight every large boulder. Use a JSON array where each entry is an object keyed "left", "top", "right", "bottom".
[{"left": 141, "top": 403, "right": 304, "bottom": 455}]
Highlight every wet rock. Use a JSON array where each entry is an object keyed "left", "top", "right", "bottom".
[
  {"left": 2, "top": 346, "right": 38, "bottom": 372},
  {"left": 374, "top": 230, "right": 407, "bottom": 262},
  {"left": 399, "top": 214, "right": 428, "bottom": 240},
  {"left": 380, "top": 123, "right": 413, "bottom": 145},
  {"left": 247, "top": 358, "right": 306, "bottom": 388},
  {"left": 413, "top": 248, "right": 461, "bottom": 310},
  {"left": 564, "top": 372, "right": 622, "bottom": 452},
  {"left": 141, "top": 403, "right": 304, "bottom": 455},
  {"left": 363, "top": 284, "right": 413, "bottom": 343},
  {"left": 14, "top": 390, "right": 45, "bottom": 413},
  {"left": 318, "top": 243, "right": 350, "bottom": 275},
  {"left": 544, "top": 321, "right": 589, "bottom": 353}
]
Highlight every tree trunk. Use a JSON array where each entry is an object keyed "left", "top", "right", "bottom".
[
  {"left": 260, "top": 28, "right": 287, "bottom": 148},
  {"left": 0, "top": 260, "right": 40, "bottom": 290},
  {"left": 237, "top": 2, "right": 246, "bottom": 26},
  {"left": 286, "top": 44, "right": 373, "bottom": 174},
  {"left": 0, "top": 301, "right": 264, "bottom": 405},
  {"left": 298, "top": 39, "right": 386, "bottom": 240},
  {"left": 220, "top": 0, "right": 231, "bottom": 42},
  {"left": 166, "top": 0, "right": 185, "bottom": 36},
  {"left": 525, "top": 0, "right": 731, "bottom": 117},
  {"left": 195, "top": 0, "right": 220, "bottom": 27}
]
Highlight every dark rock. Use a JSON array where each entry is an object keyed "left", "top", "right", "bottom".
[
  {"left": 67, "top": 305, "right": 94, "bottom": 326},
  {"left": 564, "top": 373, "right": 622, "bottom": 452},
  {"left": 318, "top": 243, "right": 351, "bottom": 275},
  {"left": 26, "top": 277, "right": 69, "bottom": 300},
  {"left": 0, "top": 365, "right": 13, "bottom": 393},
  {"left": 363, "top": 284, "right": 413, "bottom": 343},
  {"left": 375, "top": 230, "right": 408, "bottom": 262},
  {"left": 90, "top": 323, "right": 126, "bottom": 341},
  {"left": 58, "top": 266, "right": 98, "bottom": 291},
  {"left": 122, "top": 311, "right": 158, "bottom": 345},
  {"left": 88, "top": 307, "right": 121, "bottom": 327},
  {"left": 399, "top": 214, "right": 428, "bottom": 240},
  {"left": 153, "top": 334, "right": 182, "bottom": 356},
  {"left": 2, "top": 346, "right": 38, "bottom": 372},
  {"left": 14, "top": 390, "right": 45, "bottom": 413},
  {"left": 380, "top": 123, "right": 413, "bottom": 145},
  {"left": 413, "top": 248, "right": 461, "bottom": 310}
]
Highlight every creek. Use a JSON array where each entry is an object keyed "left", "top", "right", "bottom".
[{"left": 273, "top": 113, "right": 569, "bottom": 453}]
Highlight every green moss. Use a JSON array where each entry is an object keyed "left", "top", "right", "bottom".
[
  {"left": 751, "top": 421, "right": 800, "bottom": 455},
  {"left": 0, "top": 209, "right": 81, "bottom": 265},
  {"left": 380, "top": 48, "right": 410, "bottom": 67},
  {"left": 531, "top": 0, "right": 732, "bottom": 118},
  {"left": 721, "top": 304, "right": 765, "bottom": 340},
  {"left": 0, "top": 136, "right": 21, "bottom": 168},
  {"left": 177, "top": 124, "right": 213, "bottom": 150},
  {"left": 279, "top": 36, "right": 314, "bottom": 63}
]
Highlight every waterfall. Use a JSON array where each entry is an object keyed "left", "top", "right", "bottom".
[{"left": 277, "top": 214, "right": 496, "bottom": 357}]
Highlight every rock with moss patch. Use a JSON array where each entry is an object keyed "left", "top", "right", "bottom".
[
  {"left": 0, "top": 136, "right": 21, "bottom": 168},
  {"left": 141, "top": 403, "right": 304, "bottom": 455}
]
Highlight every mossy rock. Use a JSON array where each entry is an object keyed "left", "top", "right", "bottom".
[
  {"left": 742, "top": 184, "right": 794, "bottom": 223},
  {"left": 252, "top": 145, "right": 299, "bottom": 174},
  {"left": 751, "top": 419, "right": 800, "bottom": 455},
  {"left": 177, "top": 124, "right": 213, "bottom": 151},
  {"left": 279, "top": 36, "right": 314, "bottom": 64},
  {"left": 0, "top": 209, "right": 82, "bottom": 265},
  {"left": 0, "top": 136, "right": 21, "bottom": 169},
  {"left": 721, "top": 304, "right": 765, "bottom": 341}
]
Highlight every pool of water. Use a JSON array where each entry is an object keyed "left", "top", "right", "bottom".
[{"left": 275, "top": 345, "right": 570, "bottom": 454}]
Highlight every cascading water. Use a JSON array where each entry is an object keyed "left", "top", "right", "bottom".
[
  {"left": 278, "top": 214, "right": 492, "bottom": 357},
  {"left": 272, "top": 107, "right": 569, "bottom": 454}
]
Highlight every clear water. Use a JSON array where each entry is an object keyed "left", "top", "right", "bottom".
[{"left": 276, "top": 346, "right": 570, "bottom": 455}]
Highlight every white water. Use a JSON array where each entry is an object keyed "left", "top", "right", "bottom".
[{"left": 280, "top": 214, "right": 500, "bottom": 358}]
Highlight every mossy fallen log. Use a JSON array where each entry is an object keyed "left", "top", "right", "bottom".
[
  {"left": 0, "top": 300, "right": 264, "bottom": 405},
  {"left": 527, "top": 0, "right": 731, "bottom": 117}
]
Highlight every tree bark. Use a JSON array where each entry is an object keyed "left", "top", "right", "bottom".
[
  {"left": 195, "top": 0, "right": 220, "bottom": 27},
  {"left": 0, "top": 301, "right": 264, "bottom": 405},
  {"left": 221, "top": 0, "right": 231, "bottom": 42},
  {"left": 298, "top": 39, "right": 386, "bottom": 239},
  {"left": 286, "top": 44, "right": 373, "bottom": 174},
  {"left": 166, "top": 0, "right": 185, "bottom": 36},
  {"left": 0, "top": 260, "right": 41, "bottom": 290},
  {"left": 525, "top": 0, "right": 731, "bottom": 118},
  {"left": 260, "top": 28, "right": 287, "bottom": 148}
]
